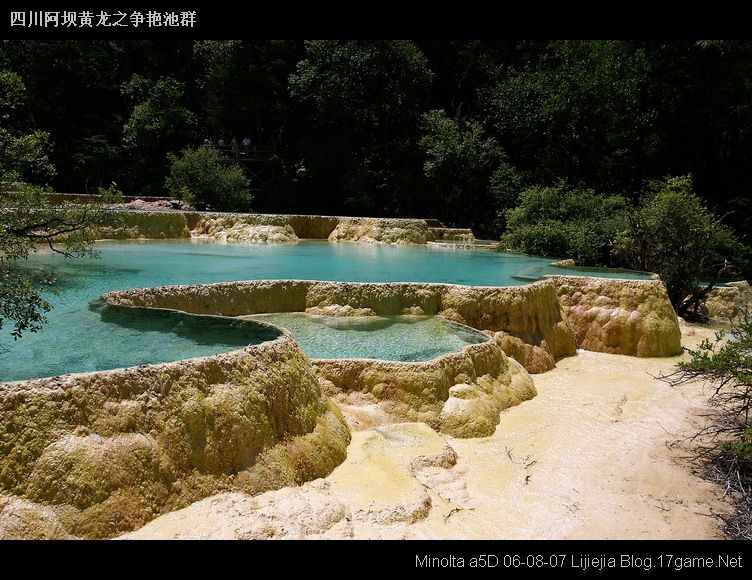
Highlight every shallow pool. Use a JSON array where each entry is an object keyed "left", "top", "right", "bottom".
[
  {"left": 247, "top": 313, "right": 487, "bottom": 361},
  {"left": 1, "top": 240, "right": 651, "bottom": 381}
]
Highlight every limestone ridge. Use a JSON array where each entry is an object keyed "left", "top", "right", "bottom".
[
  {"left": 94, "top": 298, "right": 534, "bottom": 440},
  {"left": 105, "top": 275, "right": 683, "bottom": 364},
  {"left": 0, "top": 277, "right": 683, "bottom": 538},
  {"left": 94, "top": 210, "right": 192, "bottom": 239},
  {"left": 314, "top": 337, "right": 536, "bottom": 438},
  {"left": 703, "top": 280, "right": 752, "bottom": 321},
  {"left": 327, "top": 217, "right": 469, "bottom": 244},
  {"left": 0, "top": 331, "right": 350, "bottom": 539},
  {"left": 428, "top": 227, "right": 475, "bottom": 242},
  {"left": 551, "top": 276, "right": 683, "bottom": 357},
  {"left": 93, "top": 211, "right": 475, "bottom": 245},
  {"left": 0, "top": 303, "right": 533, "bottom": 538},
  {"left": 105, "top": 279, "right": 576, "bottom": 373}
]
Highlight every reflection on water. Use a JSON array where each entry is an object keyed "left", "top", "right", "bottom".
[
  {"left": 314, "top": 316, "right": 399, "bottom": 332},
  {"left": 247, "top": 313, "right": 487, "bottom": 361},
  {"left": 1, "top": 302, "right": 280, "bottom": 382},
  {"left": 2, "top": 239, "right": 650, "bottom": 381},
  {"left": 93, "top": 301, "right": 280, "bottom": 347}
]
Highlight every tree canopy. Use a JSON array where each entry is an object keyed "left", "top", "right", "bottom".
[
  {"left": 0, "top": 70, "right": 115, "bottom": 344},
  {"left": 1, "top": 39, "right": 751, "bottom": 244},
  {"left": 165, "top": 147, "right": 251, "bottom": 211}
]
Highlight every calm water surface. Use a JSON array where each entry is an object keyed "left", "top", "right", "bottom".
[{"left": 1, "top": 240, "right": 650, "bottom": 381}]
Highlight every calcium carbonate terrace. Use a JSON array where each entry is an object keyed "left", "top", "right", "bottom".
[
  {"left": 0, "top": 212, "right": 688, "bottom": 539},
  {"left": 1, "top": 237, "right": 650, "bottom": 382}
]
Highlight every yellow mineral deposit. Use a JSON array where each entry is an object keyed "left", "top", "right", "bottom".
[
  {"left": 122, "top": 323, "right": 727, "bottom": 540},
  {"left": 0, "top": 210, "right": 741, "bottom": 540},
  {"left": 0, "top": 332, "right": 350, "bottom": 539}
]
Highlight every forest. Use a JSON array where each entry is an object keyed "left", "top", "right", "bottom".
[{"left": 2, "top": 40, "right": 752, "bottom": 283}]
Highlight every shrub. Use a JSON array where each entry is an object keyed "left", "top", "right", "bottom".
[
  {"left": 614, "top": 175, "right": 747, "bottom": 319},
  {"left": 165, "top": 147, "right": 251, "bottom": 212},
  {"left": 501, "top": 181, "right": 627, "bottom": 265},
  {"left": 663, "top": 314, "right": 752, "bottom": 538}
]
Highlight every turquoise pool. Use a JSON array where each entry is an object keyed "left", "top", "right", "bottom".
[
  {"left": 247, "top": 313, "right": 487, "bottom": 361},
  {"left": 1, "top": 240, "right": 651, "bottom": 381}
]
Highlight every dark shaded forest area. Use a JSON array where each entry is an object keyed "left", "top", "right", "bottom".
[{"left": 2, "top": 39, "right": 752, "bottom": 245}]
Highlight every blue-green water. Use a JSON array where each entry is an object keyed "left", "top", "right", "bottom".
[
  {"left": 247, "top": 313, "right": 487, "bottom": 361},
  {"left": 1, "top": 240, "right": 651, "bottom": 381}
]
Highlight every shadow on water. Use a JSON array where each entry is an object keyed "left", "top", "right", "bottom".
[
  {"left": 91, "top": 300, "right": 281, "bottom": 347},
  {"left": 312, "top": 315, "right": 401, "bottom": 332},
  {"left": 55, "top": 263, "right": 144, "bottom": 278},
  {"left": 174, "top": 251, "right": 257, "bottom": 260},
  {"left": 20, "top": 262, "right": 146, "bottom": 292},
  {"left": 394, "top": 347, "right": 448, "bottom": 362}
]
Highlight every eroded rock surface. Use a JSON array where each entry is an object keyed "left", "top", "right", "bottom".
[
  {"left": 438, "top": 283, "right": 576, "bottom": 373},
  {"left": 107, "top": 198, "right": 194, "bottom": 212},
  {"left": 428, "top": 227, "right": 475, "bottom": 242},
  {"left": 95, "top": 211, "right": 191, "bottom": 239},
  {"left": 0, "top": 332, "right": 350, "bottom": 538},
  {"left": 123, "top": 326, "right": 729, "bottom": 541},
  {"left": 106, "top": 280, "right": 576, "bottom": 373},
  {"left": 190, "top": 215, "right": 299, "bottom": 244},
  {"left": 314, "top": 338, "right": 536, "bottom": 438},
  {"left": 122, "top": 424, "right": 451, "bottom": 540},
  {"left": 0, "top": 496, "right": 72, "bottom": 540},
  {"left": 120, "top": 483, "right": 354, "bottom": 540},
  {"left": 328, "top": 217, "right": 433, "bottom": 244},
  {"left": 552, "top": 276, "right": 682, "bottom": 357},
  {"left": 704, "top": 281, "right": 752, "bottom": 321}
]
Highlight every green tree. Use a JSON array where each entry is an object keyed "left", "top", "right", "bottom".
[
  {"left": 0, "top": 70, "right": 55, "bottom": 183},
  {"left": 0, "top": 41, "right": 124, "bottom": 194},
  {"left": 194, "top": 40, "right": 303, "bottom": 211},
  {"left": 0, "top": 186, "right": 116, "bottom": 344},
  {"left": 196, "top": 40, "right": 302, "bottom": 143},
  {"left": 484, "top": 40, "right": 656, "bottom": 194},
  {"left": 501, "top": 182, "right": 628, "bottom": 265},
  {"left": 615, "top": 175, "right": 746, "bottom": 319},
  {"left": 289, "top": 40, "right": 432, "bottom": 216},
  {"left": 0, "top": 71, "right": 115, "bottom": 345},
  {"left": 165, "top": 147, "right": 251, "bottom": 211},
  {"left": 415, "top": 40, "right": 548, "bottom": 119},
  {"left": 2, "top": 39, "right": 752, "bottom": 244},
  {"left": 122, "top": 75, "right": 197, "bottom": 195},
  {"left": 419, "top": 109, "right": 523, "bottom": 237}
]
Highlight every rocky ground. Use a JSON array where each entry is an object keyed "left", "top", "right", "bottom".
[
  {"left": 124, "top": 321, "right": 729, "bottom": 540},
  {"left": 106, "top": 198, "right": 193, "bottom": 212}
]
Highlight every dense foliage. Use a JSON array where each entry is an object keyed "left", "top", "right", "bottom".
[
  {"left": 0, "top": 70, "right": 115, "bottom": 344},
  {"left": 502, "top": 176, "right": 747, "bottom": 318},
  {"left": 288, "top": 40, "right": 432, "bottom": 216},
  {"left": 0, "top": 70, "right": 55, "bottom": 183},
  {"left": 1, "top": 40, "right": 751, "bottom": 243},
  {"left": 502, "top": 183, "right": 627, "bottom": 266},
  {"left": 1, "top": 40, "right": 751, "bottom": 318},
  {"left": 615, "top": 176, "right": 746, "bottom": 318},
  {"left": 419, "top": 109, "right": 522, "bottom": 235},
  {"left": 122, "top": 75, "right": 197, "bottom": 196},
  {"left": 165, "top": 147, "right": 251, "bottom": 211}
]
